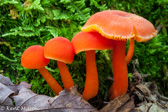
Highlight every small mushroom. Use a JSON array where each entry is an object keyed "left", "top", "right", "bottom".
[
  {"left": 44, "top": 37, "right": 75, "bottom": 91},
  {"left": 126, "top": 38, "right": 134, "bottom": 64},
  {"left": 71, "top": 31, "right": 113, "bottom": 101},
  {"left": 81, "top": 10, "right": 157, "bottom": 100},
  {"left": 21, "top": 45, "right": 63, "bottom": 95}
]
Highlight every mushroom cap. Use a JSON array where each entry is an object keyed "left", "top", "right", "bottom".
[
  {"left": 44, "top": 37, "right": 75, "bottom": 64},
  {"left": 71, "top": 31, "right": 113, "bottom": 54},
  {"left": 81, "top": 10, "right": 157, "bottom": 42},
  {"left": 21, "top": 45, "right": 49, "bottom": 69}
]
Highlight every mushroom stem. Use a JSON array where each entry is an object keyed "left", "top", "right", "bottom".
[
  {"left": 126, "top": 38, "right": 135, "bottom": 64},
  {"left": 82, "top": 50, "right": 99, "bottom": 101},
  {"left": 109, "top": 40, "right": 128, "bottom": 100},
  {"left": 38, "top": 67, "right": 63, "bottom": 95},
  {"left": 57, "top": 61, "right": 74, "bottom": 91}
]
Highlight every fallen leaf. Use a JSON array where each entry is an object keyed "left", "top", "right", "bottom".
[
  {"left": 12, "top": 86, "right": 97, "bottom": 112},
  {"left": 0, "top": 74, "right": 14, "bottom": 85},
  {"left": 0, "top": 74, "right": 31, "bottom": 94},
  {"left": 0, "top": 83, "right": 14, "bottom": 106},
  {"left": 133, "top": 103, "right": 166, "bottom": 112}
]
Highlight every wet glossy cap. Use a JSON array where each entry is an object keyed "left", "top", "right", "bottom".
[
  {"left": 81, "top": 10, "right": 157, "bottom": 42},
  {"left": 44, "top": 37, "right": 75, "bottom": 64},
  {"left": 21, "top": 45, "right": 49, "bottom": 69},
  {"left": 71, "top": 31, "right": 113, "bottom": 54}
]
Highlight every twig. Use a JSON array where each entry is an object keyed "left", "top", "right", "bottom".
[
  {"left": 156, "top": 24, "right": 162, "bottom": 33},
  {"left": 156, "top": 91, "right": 168, "bottom": 101},
  {"left": 107, "top": 76, "right": 114, "bottom": 82}
]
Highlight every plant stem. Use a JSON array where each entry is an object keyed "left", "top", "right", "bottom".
[
  {"left": 38, "top": 67, "right": 63, "bottom": 95},
  {"left": 57, "top": 61, "right": 74, "bottom": 91},
  {"left": 109, "top": 40, "right": 128, "bottom": 100},
  {"left": 83, "top": 50, "right": 99, "bottom": 101}
]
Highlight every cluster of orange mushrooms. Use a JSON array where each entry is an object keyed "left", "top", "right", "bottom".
[{"left": 21, "top": 10, "right": 157, "bottom": 101}]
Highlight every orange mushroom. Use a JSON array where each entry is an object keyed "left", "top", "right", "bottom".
[
  {"left": 44, "top": 37, "right": 75, "bottom": 91},
  {"left": 126, "top": 38, "right": 134, "bottom": 64},
  {"left": 21, "top": 45, "right": 63, "bottom": 95},
  {"left": 71, "top": 31, "right": 113, "bottom": 101},
  {"left": 81, "top": 10, "right": 157, "bottom": 100}
]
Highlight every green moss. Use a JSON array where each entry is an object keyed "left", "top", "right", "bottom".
[{"left": 0, "top": 0, "right": 167, "bottom": 104}]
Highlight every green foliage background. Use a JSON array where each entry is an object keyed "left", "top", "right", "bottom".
[{"left": 0, "top": 0, "right": 168, "bottom": 106}]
